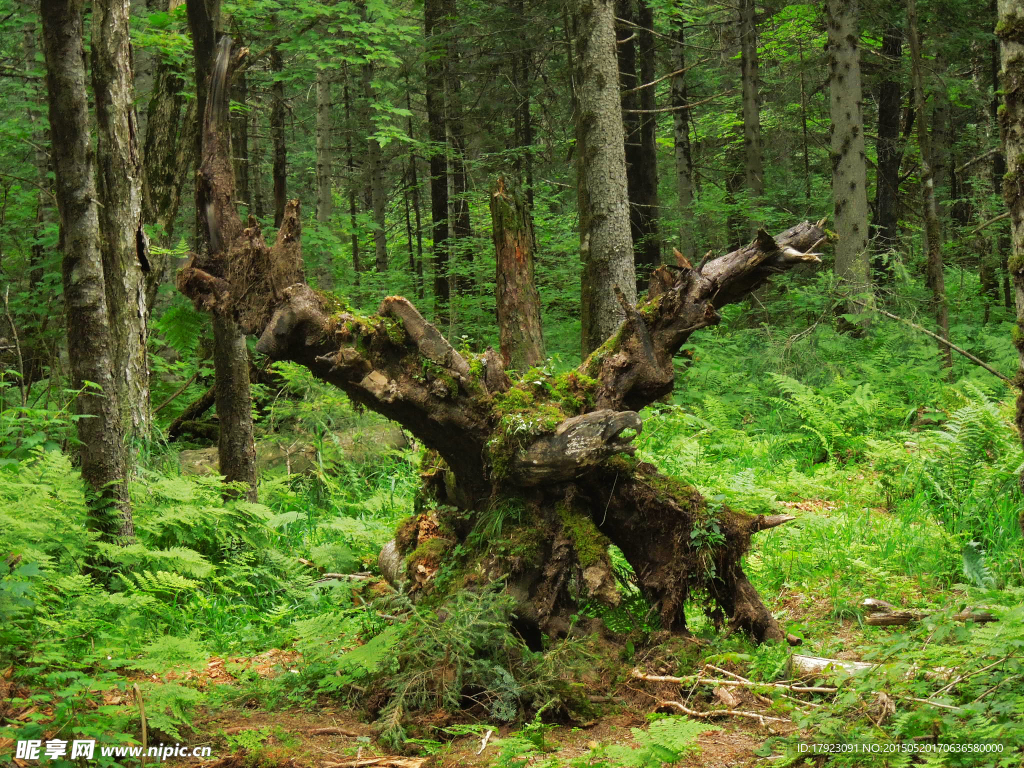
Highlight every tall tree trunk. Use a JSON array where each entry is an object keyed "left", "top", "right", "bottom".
[
  {"left": 343, "top": 74, "right": 361, "bottom": 279},
  {"left": 251, "top": 100, "right": 266, "bottom": 219},
  {"left": 574, "top": 0, "right": 636, "bottom": 355},
  {"left": 931, "top": 56, "right": 951, "bottom": 213},
  {"left": 361, "top": 51, "right": 388, "bottom": 272},
  {"left": 798, "top": 38, "right": 811, "bottom": 201},
  {"left": 511, "top": 0, "right": 535, "bottom": 213},
  {"left": 443, "top": 3, "right": 472, "bottom": 295},
  {"left": 492, "top": 176, "right": 545, "bottom": 371},
  {"left": 996, "top": 0, "right": 1024, "bottom": 491},
  {"left": 41, "top": 0, "right": 133, "bottom": 540},
  {"left": 185, "top": 0, "right": 258, "bottom": 502},
  {"left": 315, "top": 67, "right": 334, "bottom": 288},
  {"left": 672, "top": 24, "right": 696, "bottom": 262},
  {"left": 908, "top": 0, "right": 953, "bottom": 371},
  {"left": 738, "top": 0, "right": 764, "bottom": 232},
  {"left": 231, "top": 66, "right": 251, "bottom": 210},
  {"left": 425, "top": 0, "right": 450, "bottom": 317},
  {"left": 270, "top": 42, "right": 287, "bottom": 229},
  {"left": 873, "top": 22, "right": 903, "bottom": 266},
  {"left": 991, "top": 1, "right": 1012, "bottom": 309},
  {"left": 634, "top": 0, "right": 660, "bottom": 279},
  {"left": 826, "top": 0, "right": 871, "bottom": 313},
  {"left": 407, "top": 86, "right": 425, "bottom": 298},
  {"left": 92, "top": 0, "right": 151, "bottom": 439},
  {"left": 316, "top": 69, "right": 333, "bottom": 225}
]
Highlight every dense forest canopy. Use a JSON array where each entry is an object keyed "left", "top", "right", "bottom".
[{"left": 1, "top": 0, "right": 1024, "bottom": 765}]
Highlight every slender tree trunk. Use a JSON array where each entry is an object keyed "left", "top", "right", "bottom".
[
  {"left": 315, "top": 67, "right": 334, "bottom": 288},
  {"left": 991, "top": 2, "right": 1012, "bottom": 308},
  {"left": 826, "top": 0, "right": 871, "bottom": 313},
  {"left": 738, "top": 0, "right": 764, "bottom": 232},
  {"left": 343, "top": 74, "right": 361, "bottom": 279},
  {"left": 91, "top": 0, "right": 151, "bottom": 439},
  {"left": 407, "top": 86, "right": 425, "bottom": 299},
  {"left": 798, "top": 38, "right": 811, "bottom": 201},
  {"left": 270, "top": 42, "right": 287, "bottom": 228},
  {"left": 231, "top": 66, "right": 251, "bottom": 210},
  {"left": 931, "top": 56, "right": 951, "bottom": 213},
  {"left": 425, "top": 0, "right": 450, "bottom": 316},
  {"left": 908, "top": 0, "right": 953, "bottom": 371},
  {"left": 443, "top": 4, "right": 472, "bottom": 295},
  {"left": 361, "top": 52, "right": 388, "bottom": 272},
  {"left": 574, "top": 0, "right": 636, "bottom": 355},
  {"left": 251, "top": 101, "right": 266, "bottom": 219},
  {"left": 511, "top": 1, "right": 535, "bottom": 214},
  {"left": 672, "top": 24, "right": 696, "bottom": 262},
  {"left": 41, "top": 0, "right": 133, "bottom": 540},
  {"left": 874, "top": 22, "right": 903, "bottom": 265},
  {"left": 492, "top": 176, "right": 545, "bottom": 371},
  {"left": 316, "top": 69, "right": 334, "bottom": 225},
  {"left": 634, "top": 0, "right": 660, "bottom": 279},
  {"left": 185, "top": 0, "right": 258, "bottom": 501},
  {"left": 996, "top": 0, "right": 1024, "bottom": 491}
]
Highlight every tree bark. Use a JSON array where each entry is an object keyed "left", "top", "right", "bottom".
[
  {"left": 672, "top": 23, "right": 696, "bottom": 263},
  {"left": 996, "top": 0, "right": 1024, "bottom": 490},
  {"left": 738, "top": 0, "right": 764, "bottom": 232},
  {"left": 91, "top": 0, "right": 151, "bottom": 439},
  {"left": 270, "top": 42, "right": 287, "bottom": 229},
  {"left": 491, "top": 176, "right": 545, "bottom": 371},
  {"left": 873, "top": 22, "right": 903, "bottom": 265},
  {"left": 574, "top": 0, "right": 636, "bottom": 355},
  {"left": 909, "top": 0, "right": 953, "bottom": 372},
  {"left": 826, "top": 0, "right": 871, "bottom": 313},
  {"left": 41, "top": 0, "right": 133, "bottom": 540}
]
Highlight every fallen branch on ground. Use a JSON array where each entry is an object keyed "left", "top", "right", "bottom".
[{"left": 657, "top": 698, "right": 789, "bottom": 725}]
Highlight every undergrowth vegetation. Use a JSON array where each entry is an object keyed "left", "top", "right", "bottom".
[{"left": 1, "top": 274, "right": 1022, "bottom": 766}]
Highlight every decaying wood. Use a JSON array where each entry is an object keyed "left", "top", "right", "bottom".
[
  {"left": 632, "top": 668, "right": 838, "bottom": 694},
  {"left": 865, "top": 610, "right": 997, "bottom": 626},
  {"left": 175, "top": 37, "right": 828, "bottom": 644},
  {"left": 791, "top": 655, "right": 875, "bottom": 677},
  {"left": 861, "top": 598, "right": 998, "bottom": 626},
  {"left": 658, "top": 698, "right": 789, "bottom": 725}
]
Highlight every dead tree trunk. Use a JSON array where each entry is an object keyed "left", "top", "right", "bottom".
[
  {"left": 178, "top": 40, "right": 826, "bottom": 644},
  {"left": 491, "top": 176, "right": 545, "bottom": 371},
  {"left": 185, "top": 0, "right": 259, "bottom": 503}
]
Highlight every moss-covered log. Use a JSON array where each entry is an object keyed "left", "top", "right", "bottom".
[{"left": 178, "top": 39, "right": 826, "bottom": 644}]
